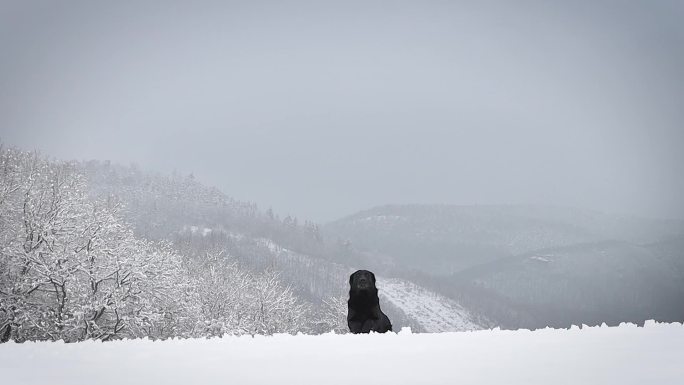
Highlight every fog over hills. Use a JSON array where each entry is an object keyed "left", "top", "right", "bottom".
[
  {"left": 449, "top": 239, "right": 684, "bottom": 328},
  {"left": 2, "top": 148, "right": 683, "bottom": 340},
  {"left": 78, "top": 158, "right": 459, "bottom": 333},
  {"left": 87, "top": 160, "right": 684, "bottom": 330},
  {"left": 324, "top": 204, "right": 684, "bottom": 328},
  {"left": 324, "top": 204, "right": 684, "bottom": 275}
]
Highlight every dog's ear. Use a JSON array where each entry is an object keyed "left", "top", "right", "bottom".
[
  {"left": 371, "top": 271, "right": 376, "bottom": 284},
  {"left": 349, "top": 272, "right": 354, "bottom": 286}
]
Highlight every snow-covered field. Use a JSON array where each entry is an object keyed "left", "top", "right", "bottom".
[
  {"left": 2, "top": 322, "right": 682, "bottom": 385},
  {"left": 379, "top": 278, "right": 484, "bottom": 332}
]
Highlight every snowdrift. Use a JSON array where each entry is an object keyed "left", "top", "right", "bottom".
[{"left": 1, "top": 321, "right": 682, "bottom": 385}]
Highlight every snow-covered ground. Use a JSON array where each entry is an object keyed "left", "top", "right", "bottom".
[
  {"left": 2, "top": 322, "right": 682, "bottom": 385},
  {"left": 379, "top": 278, "right": 484, "bottom": 332}
]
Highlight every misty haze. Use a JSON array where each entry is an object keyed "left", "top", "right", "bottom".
[{"left": 1, "top": 1, "right": 683, "bottom": 384}]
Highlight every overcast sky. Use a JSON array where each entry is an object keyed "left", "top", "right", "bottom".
[{"left": 1, "top": 0, "right": 683, "bottom": 222}]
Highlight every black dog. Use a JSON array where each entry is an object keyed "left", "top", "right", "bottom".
[{"left": 347, "top": 270, "right": 392, "bottom": 333}]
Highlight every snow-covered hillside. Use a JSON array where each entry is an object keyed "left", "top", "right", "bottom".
[
  {"left": 2, "top": 322, "right": 681, "bottom": 385},
  {"left": 245, "top": 239, "right": 489, "bottom": 332},
  {"left": 379, "top": 278, "right": 486, "bottom": 332},
  {"left": 324, "top": 204, "right": 684, "bottom": 274}
]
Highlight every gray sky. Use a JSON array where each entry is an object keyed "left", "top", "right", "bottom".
[{"left": 1, "top": 0, "right": 683, "bottom": 222}]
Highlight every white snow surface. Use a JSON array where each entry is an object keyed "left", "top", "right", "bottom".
[
  {"left": 2, "top": 322, "right": 682, "bottom": 385},
  {"left": 379, "top": 278, "right": 483, "bottom": 332}
]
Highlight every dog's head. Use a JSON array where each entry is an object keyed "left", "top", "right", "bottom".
[{"left": 349, "top": 270, "right": 377, "bottom": 293}]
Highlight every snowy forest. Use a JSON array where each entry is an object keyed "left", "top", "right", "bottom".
[{"left": 0, "top": 146, "right": 352, "bottom": 342}]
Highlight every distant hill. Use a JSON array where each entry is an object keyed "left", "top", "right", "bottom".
[
  {"left": 446, "top": 239, "right": 684, "bottom": 328},
  {"left": 323, "top": 204, "right": 684, "bottom": 275},
  {"left": 323, "top": 204, "right": 684, "bottom": 328}
]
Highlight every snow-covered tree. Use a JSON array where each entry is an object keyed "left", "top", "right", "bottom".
[
  {"left": 1, "top": 146, "right": 334, "bottom": 341},
  {"left": 186, "top": 251, "right": 311, "bottom": 336},
  {"left": 317, "top": 294, "right": 349, "bottom": 334},
  {"left": 0, "top": 148, "right": 196, "bottom": 342},
  {"left": 246, "top": 269, "right": 310, "bottom": 335}
]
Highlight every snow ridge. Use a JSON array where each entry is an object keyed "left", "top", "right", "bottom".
[{"left": 1, "top": 322, "right": 682, "bottom": 385}]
